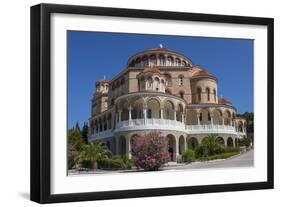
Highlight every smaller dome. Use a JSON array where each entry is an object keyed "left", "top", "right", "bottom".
[
  {"left": 192, "top": 69, "right": 213, "bottom": 78},
  {"left": 218, "top": 98, "right": 231, "bottom": 105},
  {"left": 142, "top": 67, "right": 161, "bottom": 74}
]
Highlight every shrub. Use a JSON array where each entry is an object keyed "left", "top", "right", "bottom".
[
  {"left": 198, "top": 152, "right": 239, "bottom": 161},
  {"left": 224, "top": 147, "right": 240, "bottom": 153},
  {"left": 182, "top": 150, "right": 196, "bottom": 162},
  {"left": 97, "top": 158, "right": 125, "bottom": 170},
  {"left": 131, "top": 132, "right": 170, "bottom": 171},
  {"left": 195, "top": 145, "right": 209, "bottom": 158},
  {"left": 122, "top": 155, "right": 133, "bottom": 169}
]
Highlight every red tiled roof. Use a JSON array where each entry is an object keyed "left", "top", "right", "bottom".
[
  {"left": 192, "top": 69, "right": 214, "bottom": 78},
  {"left": 218, "top": 98, "right": 231, "bottom": 105}
]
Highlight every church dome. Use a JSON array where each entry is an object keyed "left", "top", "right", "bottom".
[{"left": 127, "top": 45, "right": 193, "bottom": 68}]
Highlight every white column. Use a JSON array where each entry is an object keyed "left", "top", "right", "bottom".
[
  {"left": 143, "top": 108, "right": 147, "bottom": 125},
  {"left": 175, "top": 138, "right": 179, "bottom": 162},
  {"left": 181, "top": 113, "right": 184, "bottom": 123},
  {"left": 118, "top": 110, "right": 122, "bottom": 122},
  {"left": 115, "top": 113, "right": 118, "bottom": 127},
  {"left": 222, "top": 117, "right": 225, "bottom": 126},
  {"left": 197, "top": 113, "right": 201, "bottom": 125},
  {"left": 128, "top": 107, "right": 132, "bottom": 120},
  {"left": 126, "top": 137, "right": 131, "bottom": 159},
  {"left": 160, "top": 108, "right": 164, "bottom": 119},
  {"left": 174, "top": 110, "right": 177, "bottom": 121}
]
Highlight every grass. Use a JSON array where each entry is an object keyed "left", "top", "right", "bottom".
[{"left": 197, "top": 151, "right": 240, "bottom": 161}]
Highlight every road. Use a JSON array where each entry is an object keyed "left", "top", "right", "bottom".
[{"left": 165, "top": 150, "right": 254, "bottom": 170}]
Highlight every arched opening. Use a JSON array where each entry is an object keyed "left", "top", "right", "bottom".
[
  {"left": 175, "top": 58, "right": 181, "bottom": 66},
  {"left": 164, "top": 73, "right": 172, "bottom": 86},
  {"left": 159, "top": 55, "right": 165, "bottom": 66},
  {"left": 224, "top": 110, "right": 232, "bottom": 125},
  {"left": 147, "top": 99, "right": 160, "bottom": 118},
  {"left": 213, "top": 109, "right": 223, "bottom": 125},
  {"left": 179, "top": 135, "right": 185, "bottom": 155},
  {"left": 167, "top": 134, "right": 176, "bottom": 161},
  {"left": 179, "top": 91, "right": 184, "bottom": 99},
  {"left": 216, "top": 137, "right": 225, "bottom": 146},
  {"left": 178, "top": 75, "right": 184, "bottom": 86},
  {"left": 227, "top": 137, "right": 234, "bottom": 147},
  {"left": 188, "top": 137, "right": 198, "bottom": 150},
  {"left": 200, "top": 109, "right": 210, "bottom": 125},
  {"left": 154, "top": 77, "right": 160, "bottom": 91},
  {"left": 164, "top": 100, "right": 174, "bottom": 120},
  {"left": 177, "top": 104, "right": 184, "bottom": 121},
  {"left": 238, "top": 121, "right": 243, "bottom": 132},
  {"left": 149, "top": 54, "right": 157, "bottom": 66},
  {"left": 119, "top": 136, "right": 126, "bottom": 156},
  {"left": 206, "top": 87, "right": 210, "bottom": 101},
  {"left": 213, "top": 89, "right": 217, "bottom": 102},
  {"left": 167, "top": 56, "right": 174, "bottom": 66},
  {"left": 142, "top": 55, "right": 148, "bottom": 66}
]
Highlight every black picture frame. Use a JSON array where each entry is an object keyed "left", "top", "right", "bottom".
[{"left": 30, "top": 3, "right": 274, "bottom": 204}]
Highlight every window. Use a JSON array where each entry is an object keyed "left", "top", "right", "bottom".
[
  {"left": 159, "top": 55, "right": 165, "bottom": 65},
  {"left": 197, "top": 88, "right": 202, "bottom": 102},
  {"left": 208, "top": 112, "right": 211, "bottom": 121},
  {"left": 213, "top": 89, "right": 217, "bottom": 102},
  {"left": 206, "top": 88, "right": 210, "bottom": 101},
  {"left": 178, "top": 75, "right": 184, "bottom": 86},
  {"left": 147, "top": 109, "right": 152, "bottom": 118},
  {"left": 179, "top": 91, "right": 184, "bottom": 99}
]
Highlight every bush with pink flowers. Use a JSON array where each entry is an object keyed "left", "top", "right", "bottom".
[{"left": 131, "top": 132, "right": 170, "bottom": 171}]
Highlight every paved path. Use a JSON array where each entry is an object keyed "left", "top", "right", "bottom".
[
  {"left": 68, "top": 150, "right": 254, "bottom": 175},
  {"left": 165, "top": 150, "right": 254, "bottom": 171}
]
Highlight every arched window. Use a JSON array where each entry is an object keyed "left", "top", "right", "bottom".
[
  {"left": 159, "top": 55, "right": 165, "bottom": 65},
  {"left": 167, "top": 56, "right": 173, "bottom": 66},
  {"left": 197, "top": 88, "right": 202, "bottom": 102},
  {"left": 213, "top": 89, "right": 217, "bottom": 102},
  {"left": 179, "top": 91, "right": 184, "bottom": 99},
  {"left": 178, "top": 75, "right": 184, "bottom": 86},
  {"left": 149, "top": 55, "right": 157, "bottom": 66},
  {"left": 164, "top": 73, "right": 172, "bottom": 86},
  {"left": 175, "top": 58, "right": 181, "bottom": 66},
  {"left": 142, "top": 56, "right": 148, "bottom": 66},
  {"left": 206, "top": 88, "right": 210, "bottom": 101}
]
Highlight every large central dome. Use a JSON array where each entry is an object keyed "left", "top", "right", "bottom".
[{"left": 127, "top": 46, "right": 193, "bottom": 68}]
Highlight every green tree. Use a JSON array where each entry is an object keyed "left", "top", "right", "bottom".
[
  {"left": 76, "top": 142, "right": 110, "bottom": 170},
  {"left": 195, "top": 134, "right": 225, "bottom": 157},
  {"left": 81, "top": 122, "right": 89, "bottom": 144},
  {"left": 67, "top": 122, "right": 84, "bottom": 169}
]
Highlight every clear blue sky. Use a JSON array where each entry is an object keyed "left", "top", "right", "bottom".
[{"left": 68, "top": 31, "right": 253, "bottom": 129}]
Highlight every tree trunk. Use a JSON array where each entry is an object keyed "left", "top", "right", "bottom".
[{"left": 92, "top": 161, "right": 98, "bottom": 170}]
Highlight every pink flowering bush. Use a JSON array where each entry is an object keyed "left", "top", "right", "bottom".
[{"left": 131, "top": 132, "right": 170, "bottom": 171}]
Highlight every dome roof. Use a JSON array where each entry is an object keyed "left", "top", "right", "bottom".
[
  {"left": 218, "top": 98, "right": 231, "bottom": 105},
  {"left": 127, "top": 46, "right": 192, "bottom": 68},
  {"left": 191, "top": 68, "right": 216, "bottom": 80}
]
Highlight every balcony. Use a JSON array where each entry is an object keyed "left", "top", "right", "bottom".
[
  {"left": 186, "top": 124, "right": 237, "bottom": 134},
  {"left": 115, "top": 118, "right": 186, "bottom": 132},
  {"left": 89, "top": 119, "right": 247, "bottom": 141},
  {"left": 89, "top": 129, "right": 114, "bottom": 141}
]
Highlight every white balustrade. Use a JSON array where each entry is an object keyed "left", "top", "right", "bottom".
[
  {"left": 90, "top": 119, "right": 246, "bottom": 140},
  {"left": 89, "top": 129, "right": 114, "bottom": 141}
]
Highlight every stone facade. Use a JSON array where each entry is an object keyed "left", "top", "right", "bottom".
[{"left": 88, "top": 47, "right": 247, "bottom": 161}]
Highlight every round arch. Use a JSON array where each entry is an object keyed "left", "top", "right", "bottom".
[
  {"left": 164, "top": 100, "right": 175, "bottom": 120},
  {"left": 216, "top": 136, "right": 225, "bottom": 146},
  {"left": 179, "top": 135, "right": 185, "bottom": 155},
  {"left": 167, "top": 134, "right": 177, "bottom": 161},
  {"left": 118, "top": 136, "right": 126, "bottom": 156},
  {"left": 147, "top": 98, "right": 161, "bottom": 118},
  {"left": 227, "top": 137, "right": 234, "bottom": 147},
  {"left": 188, "top": 137, "right": 198, "bottom": 150}
]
